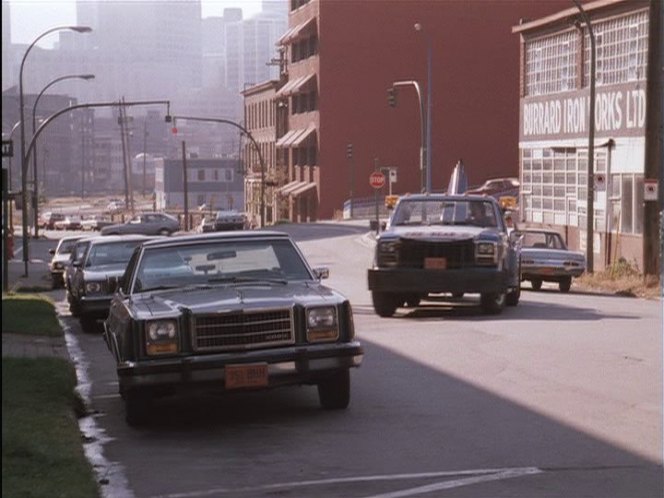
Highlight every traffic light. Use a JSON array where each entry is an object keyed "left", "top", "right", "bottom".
[
  {"left": 387, "top": 87, "right": 397, "bottom": 107},
  {"left": 346, "top": 143, "right": 353, "bottom": 159}
]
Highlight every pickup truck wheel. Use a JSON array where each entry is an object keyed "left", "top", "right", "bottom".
[
  {"left": 317, "top": 370, "right": 350, "bottom": 410},
  {"left": 506, "top": 286, "right": 520, "bottom": 306},
  {"left": 404, "top": 294, "right": 421, "bottom": 307},
  {"left": 559, "top": 276, "right": 572, "bottom": 293},
  {"left": 531, "top": 278, "right": 542, "bottom": 291},
  {"left": 371, "top": 291, "right": 399, "bottom": 318},
  {"left": 480, "top": 292, "right": 506, "bottom": 315},
  {"left": 125, "top": 390, "right": 152, "bottom": 426},
  {"left": 51, "top": 275, "right": 63, "bottom": 290}
]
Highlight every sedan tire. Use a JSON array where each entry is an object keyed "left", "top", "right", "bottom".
[
  {"left": 559, "top": 276, "right": 572, "bottom": 293},
  {"left": 531, "top": 278, "right": 543, "bottom": 291},
  {"left": 317, "top": 370, "right": 350, "bottom": 410}
]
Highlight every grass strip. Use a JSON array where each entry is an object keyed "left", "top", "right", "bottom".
[
  {"left": 2, "top": 358, "right": 100, "bottom": 498},
  {"left": 2, "top": 294, "right": 62, "bottom": 337}
]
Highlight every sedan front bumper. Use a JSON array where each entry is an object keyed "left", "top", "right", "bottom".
[{"left": 115, "top": 342, "right": 364, "bottom": 392}]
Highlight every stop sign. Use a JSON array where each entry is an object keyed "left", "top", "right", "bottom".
[{"left": 369, "top": 171, "right": 385, "bottom": 189}]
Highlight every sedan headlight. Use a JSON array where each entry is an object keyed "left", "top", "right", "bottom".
[
  {"left": 145, "top": 319, "right": 179, "bottom": 355},
  {"left": 85, "top": 281, "right": 103, "bottom": 294},
  {"left": 306, "top": 306, "right": 339, "bottom": 342}
]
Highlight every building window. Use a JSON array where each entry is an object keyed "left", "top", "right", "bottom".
[
  {"left": 583, "top": 10, "right": 649, "bottom": 86},
  {"left": 197, "top": 169, "right": 205, "bottom": 181},
  {"left": 525, "top": 31, "right": 578, "bottom": 96},
  {"left": 521, "top": 147, "right": 608, "bottom": 229}
]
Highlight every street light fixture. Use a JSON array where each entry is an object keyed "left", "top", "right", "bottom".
[
  {"left": 572, "top": 0, "right": 596, "bottom": 274},
  {"left": 31, "top": 73, "right": 95, "bottom": 238},
  {"left": 167, "top": 115, "right": 267, "bottom": 228},
  {"left": 19, "top": 25, "right": 92, "bottom": 276},
  {"left": 414, "top": 22, "right": 433, "bottom": 193}
]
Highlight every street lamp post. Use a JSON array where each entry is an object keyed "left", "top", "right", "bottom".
[
  {"left": 390, "top": 80, "right": 425, "bottom": 192},
  {"left": 572, "top": 0, "right": 596, "bottom": 274},
  {"left": 19, "top": 25, "right": 92, "bottom": 276},
  {"left": 31, "top": 73, "right": 95, "bottom": 237},
  {"left": 415, "top": 22, "right": 433, "bottom": 193}
]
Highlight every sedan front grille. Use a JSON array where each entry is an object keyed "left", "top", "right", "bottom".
[{"left": 192, "top": 308, "right": 294, "bottom": 352}]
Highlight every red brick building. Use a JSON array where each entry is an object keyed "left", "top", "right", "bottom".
[{"left": 246, "top": 0, "right": 573, "bottom": 221}]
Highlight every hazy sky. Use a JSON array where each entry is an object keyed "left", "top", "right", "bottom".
[{"left": 8, "top": 0, "right": 265, "bottom": 46}]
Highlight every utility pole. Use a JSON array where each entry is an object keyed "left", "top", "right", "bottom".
[
  {"left": 142, "top": 120, "right": 148, "bottom": 196},
  {"left": 119, "top": 101, "right": 130, "bottom": 211},
  {"left": 182, "top": 141, "right": 189, "bottom": 231}
]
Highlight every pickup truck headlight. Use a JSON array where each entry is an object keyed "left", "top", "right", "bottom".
[
  {"left": 85, "top": 281, "right": 103, "bottom": 294},
  {"left": 145, "top": 319, "right": 179, "bottom": 355},
  {"left": 475, "top": 241, "right": 499, "bottom": 265},
  {"left": 306, "top": 306, "right": 339, "bottom": 342},
  {"left": 377, "top": 240, "right": 399, "bottom": 267}
]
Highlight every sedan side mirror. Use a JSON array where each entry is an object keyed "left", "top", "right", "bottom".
[
  {"left": 72, "top": 260, "right": 82, "bottom": 268},
  {"left": 49, "top": 248, "right": 56, "bottom": 255},
  {"left": 107, "top": 275, "right": 124, "bottom": 294}
]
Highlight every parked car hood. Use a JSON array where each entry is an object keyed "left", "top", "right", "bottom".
[
  {"left": 83, "top": 264, "right": 129, "bottom": 280},
  {"left": 125, "top": 282, "right": 344, "bottom": 318},
  {"left": 382, "top": 225, "right": 500, "bottom": 242}
]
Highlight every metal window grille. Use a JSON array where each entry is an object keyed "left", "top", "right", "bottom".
[
  {"left": 583, "top": 10, "right": 649, "bottom": 86},
  {"left": 525, "top": 31, "right": 578, "bottom": 96}
]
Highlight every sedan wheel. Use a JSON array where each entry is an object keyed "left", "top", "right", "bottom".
[
  {"left": 531, "top": 278, "right": 543, "bottom": 291},
  {"left": 559, "top": 276, "right": 572, "bottom": 293},
  {"left": 125, "top": 389, "right": 152, "bottom": 426},
  {"left": 480, "top": 292, "right": 506, "bottom": 315},
  {"left": 317, "top": 370, "right": 350, "bottom": 410},
  {"left": 158, "top": 228, "right": 171, "bottom": 236}
]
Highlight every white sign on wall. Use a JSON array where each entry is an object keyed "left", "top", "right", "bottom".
[{"left": 644, "top": 180, "right": 658, "bottom": 201}]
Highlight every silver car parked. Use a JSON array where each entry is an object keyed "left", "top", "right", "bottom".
[
  {"left": 101, "top": 212, "right": 180, "bottom": 236},
  {"left": 515, "top": 228, "right": 586, "bottom": 293}
]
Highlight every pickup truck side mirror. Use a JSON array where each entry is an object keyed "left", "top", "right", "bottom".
[{"left": 312, "top": 267, "right": 329, "bottom": 280}]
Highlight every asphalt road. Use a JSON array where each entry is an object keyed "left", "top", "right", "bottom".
[{"left": 39, "top": 224, "right": 662, "bottom": 498}]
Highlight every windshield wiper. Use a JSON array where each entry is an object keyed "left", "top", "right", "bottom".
[{"left": 207, "top": 276, "right": 288, "bottom": 285}]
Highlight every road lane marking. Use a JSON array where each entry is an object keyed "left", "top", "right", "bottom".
[{"left": 149, "top": 467, "right": 543, "bottom": 498}]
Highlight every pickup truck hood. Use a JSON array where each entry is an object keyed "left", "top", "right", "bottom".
[
  {"left": 382, "top": 225, "right": 498, "bottom": 242},
  {"left": 126, "top": 282, "right": 344, "bottom": 318}
]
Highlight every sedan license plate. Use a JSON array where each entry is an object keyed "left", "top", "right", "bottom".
[
  {"left": 424, "top": 257, "right": 447, "bottom": 270},
  {"left": 225, "top": 363, "right": 268, "bottom": 389}
]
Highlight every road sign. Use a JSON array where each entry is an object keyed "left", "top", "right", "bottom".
[
  {"left": 369, "top": 171, "right": 385, "bottom": 189},
  {"left": 644, "top": 179, "right": 658, "bottom": 201}
]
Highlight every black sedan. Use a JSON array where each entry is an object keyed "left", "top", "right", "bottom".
[{"left": 103, "top": 231, "right": 364, "bottom": 426}]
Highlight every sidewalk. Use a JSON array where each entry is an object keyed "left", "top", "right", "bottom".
[{"left": 2, "top": 258, "right": 70, "bottom": 360}]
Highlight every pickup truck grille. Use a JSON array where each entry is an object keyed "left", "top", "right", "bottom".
[
  {"left": 192, "top": 308, "right": 294, "bottom": 352},
  {"left": 398, "top": 239, "right": 475, "bottom": 269}
]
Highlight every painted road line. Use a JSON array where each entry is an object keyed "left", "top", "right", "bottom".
[{"left": 150, "top": 467, "right": 544, "bottom": 498}]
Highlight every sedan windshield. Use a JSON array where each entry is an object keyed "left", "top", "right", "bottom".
[
  {"left": 85, "top": 240, "right": 145, "bottom": 267},
  {"left": 132, "top": 240, "right": 312, "bottom": 293}
]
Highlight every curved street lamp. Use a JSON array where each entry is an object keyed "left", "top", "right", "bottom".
[
  {"left": 31, "top": 73, "right": 95, "bottom": 238},
  {"left": 414, "top": 22, "right": 433, "bottom": 193},
  {"left": 19, "top": 24, "right": 92, "bottom": 276}
]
